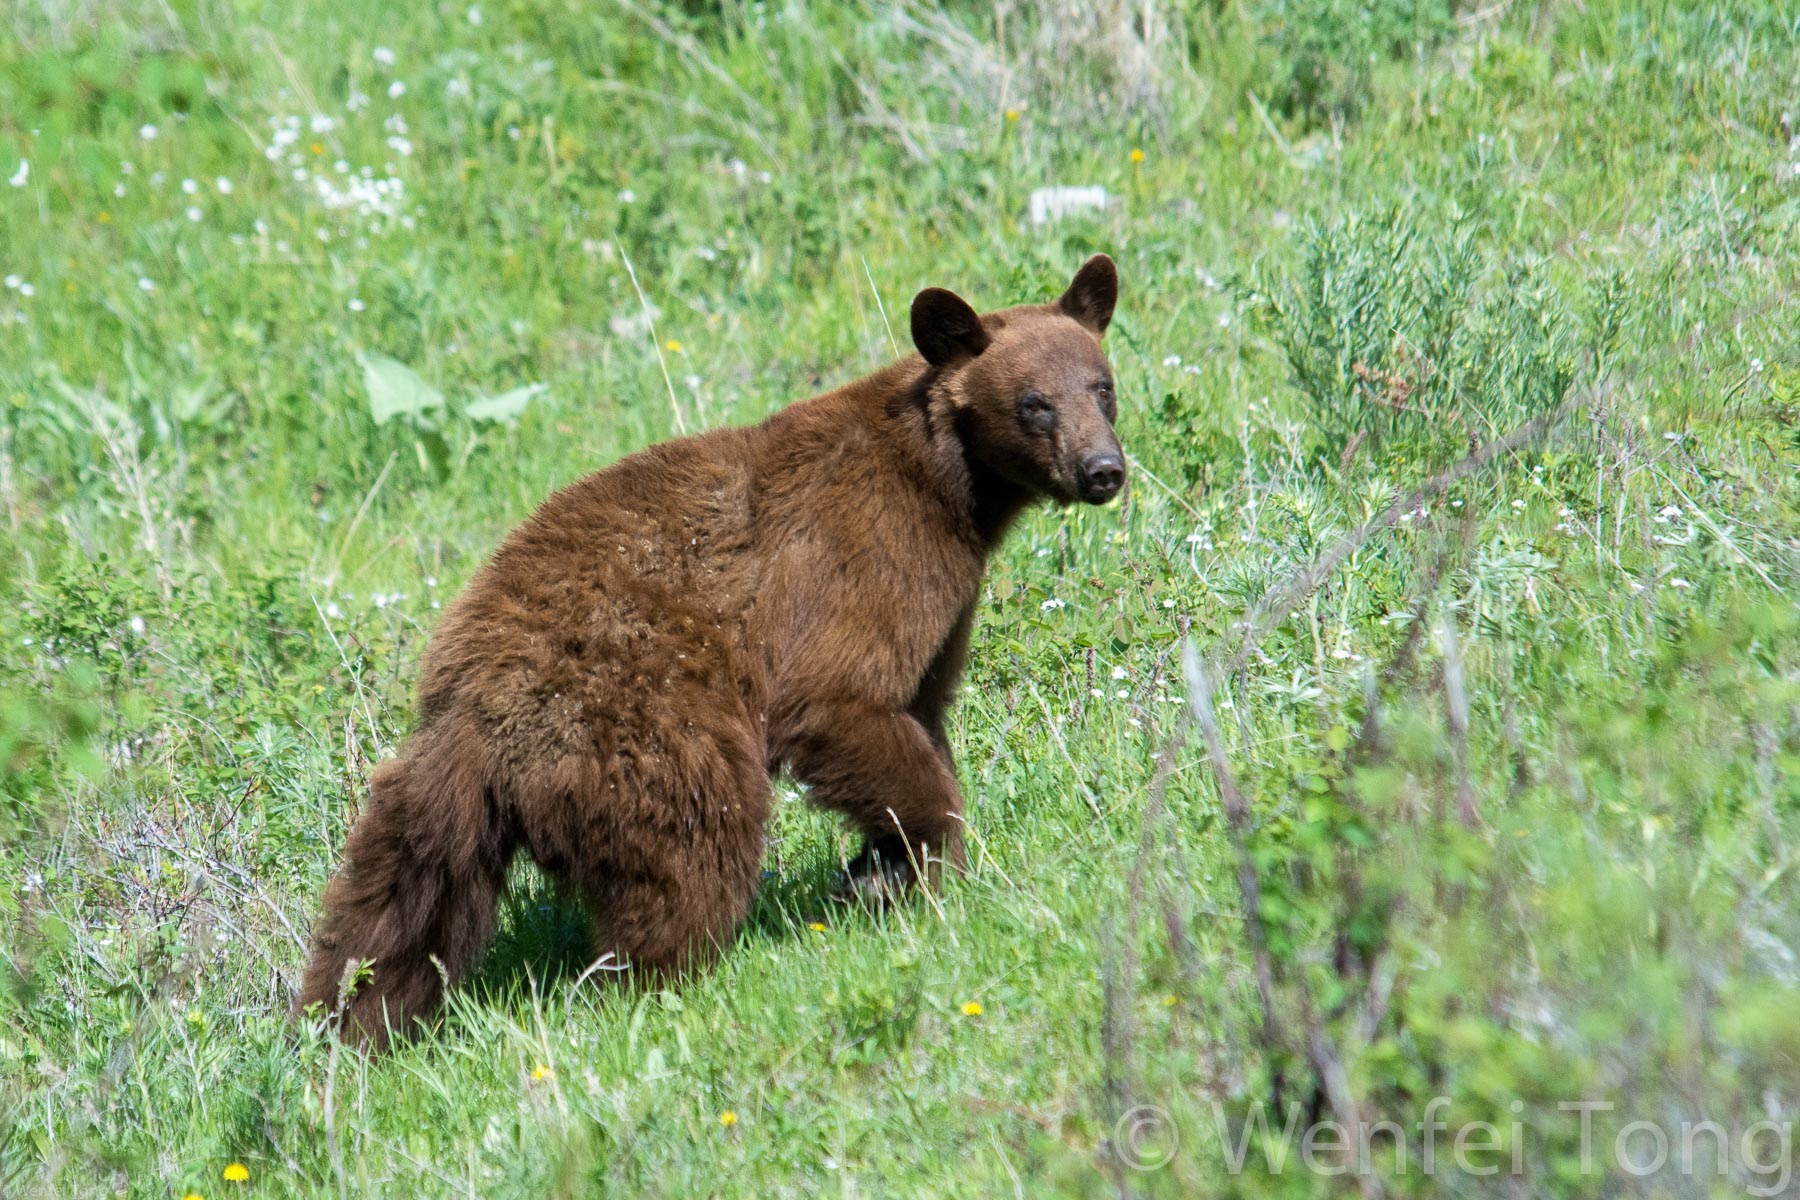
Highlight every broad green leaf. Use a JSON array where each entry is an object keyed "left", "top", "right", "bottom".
[
  {"left": 464, "top": 382, "right": 547, "bottom": 424},
  {"left": 358, "top": 351, "right": 444, "bottom": 425}
]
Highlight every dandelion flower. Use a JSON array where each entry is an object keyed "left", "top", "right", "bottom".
[
  {"left": 807, "top": 921, "right": 826, "bottom": 932},
  {"left": 720, "top": 1110, "right": 738, "bottom": 1127},
  {"left": 664, "top": 338, "right": 683, "bottom": 353},
  {"left": 1129, "top": 147, "right": 1145, "bottom": 163},
  {"left": 961, "top": 1001, "right": 983, "bottom": 1016},
  {"left": 532, "top": 1064, "right": 552, "bottom": 1080},
  {"left": 1004, "top": 107, "right": 1021, "bottom": 122},
  {"left": 222, "top": 1162, "right": 249, "bottom": 1182},
  {"left": 183, "top": 1193, "right": 205, "bottom": 1200}
]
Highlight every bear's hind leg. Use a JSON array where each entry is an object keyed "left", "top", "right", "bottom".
[
  {"left": 297, "top": 738, "right": 514, "bottom": 1048},
  {"left": 572, "top": 735, "right": 769, "bottom": 981}
]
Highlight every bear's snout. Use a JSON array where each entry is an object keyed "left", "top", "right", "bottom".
[{"left": 1076, "top": 451, "right": 1126, "bottom": 504}]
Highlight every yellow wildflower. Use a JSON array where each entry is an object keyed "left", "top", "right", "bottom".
[
  {"left": 98, "top": 211, "right": 112, "bottom": 224},
  {"left": 961, "top": 1001, "right": 983, "bottom": 1016},
  {"left": 663, "top": 338, "right": 683, "bottom": 353},
  {"left": 807, "top": 921, "right": 826, "bottom": 932},
  {"left": 720, "top": 1110, "right": 738, "bottom": 1127},
  {"left": 1004, "top": 107, "right": 1021, "bottom": 122},
  {"left": 223, "top": 1162, "right": 249, "bottom": 1182},
  {"left": 532, "top": 1064, "right": 553, "bottom": 1080},
  {"left": 1129, "top": 147, "right": 1145, "bottom": 164},
  {"left": 184, "top": 1193, "right": 205, "bottom": 1200}
]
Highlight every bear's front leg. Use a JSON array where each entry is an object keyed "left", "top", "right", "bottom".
[{"left": 774, "top": 698, "right": 967, "bottom": 902}]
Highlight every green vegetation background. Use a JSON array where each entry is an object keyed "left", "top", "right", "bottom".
[{"left": 2, "top": 0, "right": 1798, "bottom": 1195}]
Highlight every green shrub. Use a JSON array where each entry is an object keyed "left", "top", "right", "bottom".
[
  {"left": 1253, "top": 0, "right": 1461, "bottom": 124},
  {"left": 1248, "top": 206, "right": 1592, "bottom": 459}
]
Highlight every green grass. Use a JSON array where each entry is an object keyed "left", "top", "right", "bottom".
[{"left": 3, "top": 0, "right": 1799, "bottom": 1196}]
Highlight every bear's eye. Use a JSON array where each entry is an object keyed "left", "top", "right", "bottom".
[
  {"left": 1094, "top": 379, "right": 1116, "bottom": 422},
  {"left": 1019, "top": 391, "right": 1057, "bottom": 432}
]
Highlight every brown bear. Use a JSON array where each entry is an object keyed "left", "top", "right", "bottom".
[{"left": 297, "top": 255, "right": 1126, "bottom": 1047}]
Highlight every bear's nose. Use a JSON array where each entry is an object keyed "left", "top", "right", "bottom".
[{"left": 1077, "top": 452, "right": 1126, "bottom": 503}]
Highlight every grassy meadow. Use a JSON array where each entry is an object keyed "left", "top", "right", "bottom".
[{"left": 4, "top": 0, "right": 1800, "bottom": 1195}]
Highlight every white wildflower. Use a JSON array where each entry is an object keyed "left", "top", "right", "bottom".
[
  {"left": 139, "top": 123, "right": 158, "bottom": 140},
  {"left": 7, "top": 159, "right": 27, "bottom": 187},
  {"left": 373, "top": 46, "right": 396, "bottom": 66}
]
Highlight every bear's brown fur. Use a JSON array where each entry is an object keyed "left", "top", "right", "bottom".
[{"left": 297, "top": 256, "right": 1126, "bottom": 1047}]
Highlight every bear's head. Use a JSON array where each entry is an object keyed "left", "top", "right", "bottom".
[{"left": 912, "top": 255, "right": 1126, "bottom": 506}]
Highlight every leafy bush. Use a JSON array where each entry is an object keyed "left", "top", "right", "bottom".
[
  {"left": 1248, "top": 206, "right": 1592, "bottom": 459},
  {"left": 1253, "top": 0, "right": 1461, "bottom": 124}
]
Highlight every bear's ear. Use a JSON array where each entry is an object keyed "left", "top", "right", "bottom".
[
  {"left": 911, "top": 287, "right": 990, "bottom": 367},
  {"left": 1057, "top": 253, "right": 1118, "bottom": 336}
]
